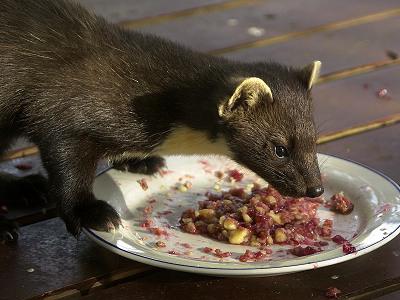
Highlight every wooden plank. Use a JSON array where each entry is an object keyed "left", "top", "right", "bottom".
[
  {"left": 136, "top": 0, "right": 400, "bottom": 53},
  {"left": 371, "top": 290, "right": 400, "bottom": 300},
  {"left": 118, "top": 0, "right": 261, "bottom": 29},
  {"left": 318, "top": 124, "right": 400, "bottom": 184},
  {"left": 318, "top": 59, "right": 400, "bottom": 85},
  {"left": 346, "top": 279, "right": 400, "bottom": 299},
  {"left": 212, "top": 8, "right": 400, "bottom": 55},
  {"left": 0, "top": 218, "right": 151, "bottom": 300},
  {"left": 312, "top": 65, "right": 400, "bottom": 136},
  {"left": 225, "top": 16, "right": 400, "bottom": 74},
  {"left": 78, "top": 0, "right": 227, "bottom": 23},
  {"left": 79, "top": 238, "right": 400, "bottom": 300},
  {"left": 318, "top": 113, "right": 400, "bottom": 145}
]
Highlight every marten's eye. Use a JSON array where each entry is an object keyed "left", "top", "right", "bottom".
[{"left": 275, "top": 146, "right": 289, "bottom": 158}]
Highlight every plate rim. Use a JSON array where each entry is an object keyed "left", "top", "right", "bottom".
[{"left": 85, "top": 153, "right": 400, "bottom": 276}]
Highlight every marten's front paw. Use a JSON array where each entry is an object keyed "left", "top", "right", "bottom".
[
  {"left": 63, "top": 199, "right": 121, "bottom": 236},
  {"left": 113, "top": 156, "right": 166, "bottom": 175},
  {"left": 0, "top": 216, "right": 19, "bottom": 243}
]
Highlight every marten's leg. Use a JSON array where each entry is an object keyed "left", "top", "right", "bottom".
[
  {"left": 113, "top": 156, "right": 166, "bottom": 175},
  {"left": 38, "top": 140, "right": 121, "bottom": 236}
]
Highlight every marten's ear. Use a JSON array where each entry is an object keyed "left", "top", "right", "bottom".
[
  {"left": 219, "top": 77, "right": 273, "bottom": 118},
  {"left": 300, "top": 61, "right": 321, "bottom": 90}
]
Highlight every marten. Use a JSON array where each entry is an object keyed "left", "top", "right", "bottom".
[{"left": 0, "top": 0, "right": 324, "bottom": 241}]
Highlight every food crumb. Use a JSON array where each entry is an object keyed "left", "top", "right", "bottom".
[
  {"left": 155, "top": 241, "right": 166, "bottom": 248},
  {"left": 325, "top": 287, "right": 341, "bottom": 298},
  {"left": 177, "top": 184, "right": 188, "bottom": 192},
  {"left": 376, "top": 88, "right": 391, "bottom": 100},
  {"left": 203, "top": 247, "right": 214, "bottom": 253},
  {"left": 290, "top": 246, "right": 321, "bottom": 257},
  {"left": 15, "top": 163, "right": 33, "bottom": 171},
  {"left": 247, "top": 26, "right": 265, "bottom": 37},
  {"left": 239, "top": 249, "right": 270, "bottom": 262},
  {"left": 180, "top": 243, "right": 192, "bottom": 249},
  {"left": 137, "top": 178, "right": 148, "bottom": 191},
  {"left": 140, "top": 219, "right": 153, "bottom": 228},
  {"left": 342, "top": 242, "right": 356, "bottom": 254},
  {"left": 228, "top": 169, "right": 243, "bottom": 182},
  {"left": 202, "top": 247, "right": 231, "bottom": 258},
  {"left": 26, "top": 268, "right": 35, "bottom": 273},
  {"left": 148, "top": 227, "right": 168, "bottom": 236},
  {"left": 214, "top": 171, "right": 224, "bottom": 179},
  {"left": 386, "top": 50, "right": 399, "bottom": 60},
  {"left": 329, "top": 192, "right": 354, "bottom": 214},
  {"left": 143, "top": 205, "right": 153, "bottom": 215}
]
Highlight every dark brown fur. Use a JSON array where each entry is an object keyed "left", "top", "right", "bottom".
[{"left": 0, "top": 0, "right": 323, "bottom": 239}]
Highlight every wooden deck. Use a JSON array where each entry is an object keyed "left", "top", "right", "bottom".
[{"left": 0, "top": 0, "right": 399, "bottom": 299}]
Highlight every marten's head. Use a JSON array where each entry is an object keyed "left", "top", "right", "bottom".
[{"left": 219, "top": 61, "right": 323, "bottom": 198}]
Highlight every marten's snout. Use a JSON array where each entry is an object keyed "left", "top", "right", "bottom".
[{"left": 306, "top": 186, "right": 324, "bottom": 198}]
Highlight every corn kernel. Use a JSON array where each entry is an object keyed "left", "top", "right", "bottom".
[
  {"left": 228, "top": 227, "right": 250, "bottom": 244},
  {"left": 214, "top": 183, "right": 221, "bottom": 191},
  {"left": 242, "top": 213, "right": 252, "bottom": 223},
  {"left": 267, "top": 235, "right": 274, "bottom": 245},
  {"left": 194, "top": 210, "right": 200, "bottom": 218},
  {"left": 265, "top": 195, "right": 277, "bottom": 205},
  {"left": 219, "top": 216, "right": 226, "bottom": 225},
  {"left": 238, "top": 206, "right": 248, "bottom": 213},
  {"left": 245, "top": 183, "right": 254, "bottom": 193},
  {"left": 178, "top": 185, "right": 188, "bottom": 192},
  {"left": 268, "top": 211, "right": 283, "bottom": 224},
  {"left": 255, "top": 206, "right": 266, "bottom": 214},
  {"left": 250, "top": 240, "right": 261, "bottom": 247},
  {"left": 274, "top": 228, "right": 287, "bottom": 243},
  {"left": 198, "top": 209, "right": 215, "bottom": 219},
  {"left": 223, "top": 217, "right": 238, "bottom": 230}
]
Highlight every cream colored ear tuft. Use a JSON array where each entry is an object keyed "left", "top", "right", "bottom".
[
  {"left": 219, "top": 77, "right": 273, "bottom": 118},
  {"left": 230, "top": 77, "right": 273, "bottom": 106},
  {"left": 306, "top": 61, "right": 321, "bottom": 90}
]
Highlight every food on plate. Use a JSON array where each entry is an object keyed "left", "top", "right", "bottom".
[
  {"left": 180, "top": 185, "right": 339, "bottom": 249},
  {"left": 329, "top": 192, "right": 354, "bottom": 214}
]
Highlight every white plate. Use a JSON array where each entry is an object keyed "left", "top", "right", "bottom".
[{"left": 84, "top": 154, "right": 400, "bottom": 277}]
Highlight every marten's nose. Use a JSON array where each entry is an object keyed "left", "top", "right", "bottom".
[{"left": 306, "top": 186, "right": 324, "bottom": 198}]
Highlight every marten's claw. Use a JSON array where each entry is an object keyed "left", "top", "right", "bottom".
[{"left": 113, "top": 156, "right": 166, "bottom": 175}]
